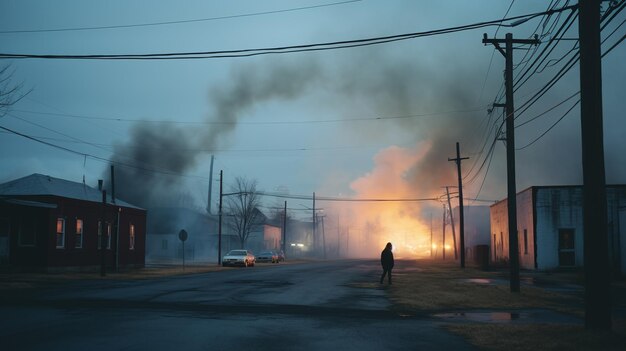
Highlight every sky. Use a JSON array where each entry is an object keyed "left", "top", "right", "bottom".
[{"left": 0, "top": 0, "right": 624, "bottom": 256}]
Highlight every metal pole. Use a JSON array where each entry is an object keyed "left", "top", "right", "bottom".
[{"left": 218, "top": 170, "right": 223, "bottom": 265}]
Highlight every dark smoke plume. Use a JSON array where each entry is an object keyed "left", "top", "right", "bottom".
[{"left": 107, "top": 59, "right": 323, "bottom": 208}]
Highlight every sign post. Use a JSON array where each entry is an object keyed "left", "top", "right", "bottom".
[{"left": 178, "top": 229, "right": 188, "bottom": 271}]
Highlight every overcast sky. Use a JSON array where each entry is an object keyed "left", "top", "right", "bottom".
[{"left": 0, "top": 0, "right": 624, "bottom": 223}]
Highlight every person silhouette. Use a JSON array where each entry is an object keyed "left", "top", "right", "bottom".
[{"left": 380, "top": 242, "right": 394, "bottom": 285}]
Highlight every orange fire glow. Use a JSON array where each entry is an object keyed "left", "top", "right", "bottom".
[{"left": 321, "top": 142, "right": 452, "bottom": 259}]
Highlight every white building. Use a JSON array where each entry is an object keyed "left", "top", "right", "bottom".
[{"left": 490, "top": 185, "right": 626, "bottom": 274}]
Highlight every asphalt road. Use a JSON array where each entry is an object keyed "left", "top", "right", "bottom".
[{"left": 1, "top": 260, "right": 474, "bottom": 351}]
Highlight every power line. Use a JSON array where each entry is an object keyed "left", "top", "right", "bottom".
[
  {"left": 516, "top": 97, "right": 580, "bottom": 150},
  {"left": 256, "top": 191, "right": 438, "bottom": 202},
  {"left": 515, "top": 90, "right": 579, "bottom": 128},
  {"left": 13, "top": 105, "right": 488, "bottom": 125},
  {"left": 0, "top": 124, "right": 210, "bottom": 180},
  {"left": 0, "top": 0, "right": 363, "bottom": 34},
  {"left": 0, "top": 5, "right": 577, "bottom": 60}
]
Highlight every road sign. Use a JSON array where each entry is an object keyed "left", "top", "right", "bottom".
[{"left": 178, "top": 229, "right": 188, "bottom": 242}]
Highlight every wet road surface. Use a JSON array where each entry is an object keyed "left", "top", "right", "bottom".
[{"left": 1, "top": 260, "right": 475, "bottom": 351}]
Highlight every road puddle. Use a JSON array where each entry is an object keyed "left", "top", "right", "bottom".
[
  {"left": 433, "top": 309, "right": 581, "bottom": 324},
  {"left": 463, "top": 278, "right": 493, "bottom": 284},
  {"left": 433, "top": 311, "right": 526, "bottom": 322}
]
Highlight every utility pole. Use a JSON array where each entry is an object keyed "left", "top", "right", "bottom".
[
  {"left": 100, "top": 189, "right": 107, "bottom": 277},
  {"left": 218, "top": 170, "right": 223, "bottom": 266},
  {"left": 283, "top": 200, "right": 287, "bottom": 254},
  {"left": 111, "top": 165, "right": 120, "bottom": 272},
  {"left": 321, "top": 216, "right": 327, "bottom": 259},
  {"left": 337, "top": 214, "right": 341, "bottom": 257},
  {"left": 312, "top": 192, "right": 316, "bottom": 253},
  {"left": 483, "top": 33, "right": 539, "bottom": 290},
  {"left": 207, "top": 155, "right": 214, "bottom": 214},
  {"left": 442, "top": 203, "right": 446, "bottom": 260},
  {"left": 448, "top": 142, "right": 469, "bottom": 268},
  {"left": 430, "top": 212, "right": 433, "bottom": 258},
  {"left": 579, "top": 0, "right": 610, "bottom": 330},
  {"left": 445, "top": 186, "right": 458, "bottom": 260}
]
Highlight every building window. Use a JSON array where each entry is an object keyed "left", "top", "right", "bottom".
[
  {"left": 75, "top": 219, "right": 83, "bottom": 249},
  {"left": 129, "top": 224, "right": 135, "bottom": 250},
  {"left": 106, "top": 223, "right": 112, "bottom": 250},
  {"left": 523, "top": 229, "right": 528, "bottom": 255},
  {"left": 19, "top": 220, "right": 36, "bottom": 247},
  {"left": 558, "top": 228, "right": 575, "bottom": 266},
  {"left": 56, "top": 218, "right": 65, "bottom": 249}
]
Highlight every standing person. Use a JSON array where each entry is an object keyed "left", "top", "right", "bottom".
[{"left": 380, "top": 242, "right": 394, "bottom": 285}]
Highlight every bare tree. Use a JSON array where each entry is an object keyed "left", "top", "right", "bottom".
[
  {"left": 1, "top": 65, "right": 28, "bottom": 117},
  {"left": 225, "top": 177, "right": 263, "bottom": 248}
]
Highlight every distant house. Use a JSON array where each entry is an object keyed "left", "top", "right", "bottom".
[
  {"left": 490, "top": 185, "right": 626, "bottom": 274},
  {"left": 452, "top": 205, "right": 491, "bottom": 262},
  {"left": 0, "top": 173, "right": 146, "bottom": 271},
  {"left": 145, "top": 207, "right": 218, "bottom": 263},
  {"left": 246, "top": 224, "right": 282, "bottom": 254}
]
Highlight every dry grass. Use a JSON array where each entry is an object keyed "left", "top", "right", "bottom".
[
  {"left": 0, "top": 259, "right": 307, "bottom": 290},
  {"left": 389, "top": 260, "right": 582, "bottom": 314},
  {"left": 380, "top": 259, "right": 626, "bottom": 350},
  {"left": 445, "top": 324, "right": 626, "bottom": 351}
]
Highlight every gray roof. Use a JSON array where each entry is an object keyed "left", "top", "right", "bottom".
[{"left": 0, "top": 173, "right": 143, "bottom": 210}]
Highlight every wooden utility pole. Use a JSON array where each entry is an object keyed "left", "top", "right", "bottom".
[
  {"left": 312, "top": 192, "right": 316, "bottom": 252},
  {"left": 579, "top": 0, "right": 611, "bottom": 330},
  {"left": 100, "top": 189, "right": 107, "bottom": 277},
  {"left": 483, "top": 33, "right": 539, "bottom": 290},
  {"left": 218, "top": 170, "right": 223, "bottom": 265},
  {"left": 448, "top": 142, "right": 469, "bottom": 268},
  {"left": 430, "top": 212, "right": 433, "bottom": 258},
  {"left": 321, "top": 216, "right": 327, "bottom": 259},
  {"left": 445, "top": 186, "right": 458, "bottom": 260},
  {"left": 111, "top": 165, "right": 120, "bottom": 272},
  {"left": 283, "top": 200, "right": 287, "bottom": 254},
  {"left": 442, "top": 204, "right": 446, "bottom": 260},
  {"left": 207, "top": 155, "right": 214, "bottom": 214}
]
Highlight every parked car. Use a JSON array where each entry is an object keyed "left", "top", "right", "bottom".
[
  {"left": 222, "top": 250, "right": 255, "bottom": 267},
  {"left": 256, "top": 251, "right": 279, "bottom": 263},
  {"left": 276, "top": 250, "right": 285, "bottom": 262}
]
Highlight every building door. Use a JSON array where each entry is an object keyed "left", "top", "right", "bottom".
[
  {"left": 558, "top": 228, "right": 575, "bottom": 266},
  {"left": 0, "top": 218, "right": 9, "bottom": 264}
]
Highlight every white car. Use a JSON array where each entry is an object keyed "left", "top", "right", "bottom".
[{"left": 222, "top": 250, "right": 255, "bottom": 267}]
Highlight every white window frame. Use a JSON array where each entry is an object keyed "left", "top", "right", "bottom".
[
  {"left": 106, "top": 223, "right": 112, "bottom": 250},
  {"left": 56, "top": 218, "right": 65, "bottom": 249},
  {"left": 75, "top": 219, "right": 83, "bottom": 249},
  {"left": 129, "top": 224, "right": 135, "bottom": 250}
]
